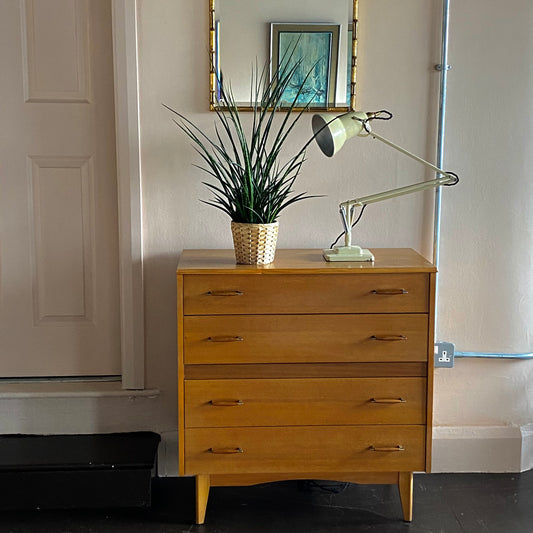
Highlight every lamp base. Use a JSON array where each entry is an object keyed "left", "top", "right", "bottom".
[{"left": 323, "top": 245, "right": 374, "bottom": 262}]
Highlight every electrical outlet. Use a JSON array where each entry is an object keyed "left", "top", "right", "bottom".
[{"left": 435, "top": 342, "right": 455, "bottom": 368}]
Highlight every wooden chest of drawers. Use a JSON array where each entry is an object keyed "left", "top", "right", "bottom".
[{"left": 177, "top": 249, "right": 436, "bottom": 524}]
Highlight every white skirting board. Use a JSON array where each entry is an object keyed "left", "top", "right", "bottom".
[
  {"left": 157, "top": 431, "right": 180, "bottom": 477},
  {"left": 432, "top": 425, "right": 533, "bottom": 473}
]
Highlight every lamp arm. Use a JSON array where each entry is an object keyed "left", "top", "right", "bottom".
[
  {"left": 365, "top": 130, "right": 452, "bottom": 178},
  {"left": 339, "top": 126, "right": 458, "bottom": 208},
  {"left": 341, "top": 175, "right": 456, "bottom": 208}
]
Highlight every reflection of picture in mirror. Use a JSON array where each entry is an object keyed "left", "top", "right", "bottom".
[
  {"left": 271, "top": 24, "right": 340, "bottom": 108},
  {"left": 279, "top": 32, "right": 331, "bottom": 105}
]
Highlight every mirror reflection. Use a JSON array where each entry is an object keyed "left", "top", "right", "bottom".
[{"left": 210, "top": 0, "right": 358, "bottom": 111}]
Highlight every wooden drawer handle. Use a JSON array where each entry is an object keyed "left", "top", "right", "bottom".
[
  {"left": 371, "top": 289, "right": 408, "bottom": 295},
  {"left": 209, "top": 399, "right": 244, "bottom": 407},
  {"left": 208, "top": 447, "right": 244, "bottom": 454},
  {"left": 370, "top": 398, "right": 406, "bottom": 404},
  {"left": 207, "top": 290, "right": 243, "bottom": 297},
  {"left": 369, "top": 445, "right": 405, "bottom": 452},
  {"left": 207, "top": 336, "right": 244, "bottom": 343},
  {"left": 371, "top": 335, "right": 407, "bottom": 342}
]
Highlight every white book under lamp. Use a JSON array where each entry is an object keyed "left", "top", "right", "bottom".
[{"left": 312, "top": 111, "right": 459, "bottom": 262}]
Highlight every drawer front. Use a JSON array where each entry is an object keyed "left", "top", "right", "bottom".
[
  {"left": 184, "top": 314, "right": 428, "bottom": 364},
  {"left": 184, "top": 425, "right": 426, "bottom": 475},
  {"left": 185, "top": 378, "right": 427, "bottom": 427},
  {"left": 183, "top": 274, "right": 429, "bottom": 315}
]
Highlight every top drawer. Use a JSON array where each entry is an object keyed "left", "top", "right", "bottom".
[{"left": 183, "top": 273, "right": 429, "bottom": 315}]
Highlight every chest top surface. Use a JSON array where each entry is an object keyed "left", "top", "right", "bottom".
[{"left": 177, "top": 248, "right": 436, "bottom": 275}]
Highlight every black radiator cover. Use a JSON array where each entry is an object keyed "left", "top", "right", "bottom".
[{"left": 0, "top": 432, "right": 161, "bottom": 510}]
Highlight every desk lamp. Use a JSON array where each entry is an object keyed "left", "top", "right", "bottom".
[{"left": 312, "top": 111, "right": 458, "bottom": 261}]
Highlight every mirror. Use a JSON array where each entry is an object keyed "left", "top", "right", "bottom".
[{"left": 209, "top": 0, "right": 358, "bottom": 111}]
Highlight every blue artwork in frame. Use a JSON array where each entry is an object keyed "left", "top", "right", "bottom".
[{"left": 271, "top": 23, "right": 340, "bottom": 107}]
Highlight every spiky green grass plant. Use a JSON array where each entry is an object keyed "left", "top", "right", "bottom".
[{"left": 164, "top": 59, "right": 321, "bottom": 224}]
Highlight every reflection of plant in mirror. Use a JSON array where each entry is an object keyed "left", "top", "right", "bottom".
[{"left": 165, "top": 59, "right": 322, "bottom": 224}]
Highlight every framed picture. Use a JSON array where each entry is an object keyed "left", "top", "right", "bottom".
[{"left": 270, "top": 23, "right": 340, "bottom": 107}]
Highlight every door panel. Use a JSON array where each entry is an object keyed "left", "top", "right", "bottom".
[
  {"left": 0, "top": 0, "right": 120, "bottom": 377},
  {"left": 22, "top": 0, "right": 91, "bottom": 102}
]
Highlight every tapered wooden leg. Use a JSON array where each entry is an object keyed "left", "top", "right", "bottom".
[
  {"left": 196, "top": 474, "right": 210, "bottom": 524},
  {"left": 398, "top": 472, "right": 413, "bottom": 521}
]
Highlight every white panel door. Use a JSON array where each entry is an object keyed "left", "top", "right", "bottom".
[{"left": 0, "top": 0, "right": 121, "bottom": 377}]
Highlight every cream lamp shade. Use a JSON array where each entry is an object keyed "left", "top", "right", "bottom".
[{"left": 311, "top": 111, "right": 369, "bottom": 157}]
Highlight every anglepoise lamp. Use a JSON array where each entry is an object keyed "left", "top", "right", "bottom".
[{"left": 312, "top": 111, "right": 458, "bottom": 262}]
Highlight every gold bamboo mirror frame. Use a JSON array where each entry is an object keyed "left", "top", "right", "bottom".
[{"left": 209, "top": 0, "right": 358, "bottom": 111}]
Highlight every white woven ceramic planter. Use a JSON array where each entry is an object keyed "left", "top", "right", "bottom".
[{"left": 231, "top": 221, "right": 279, "bottom": 265}]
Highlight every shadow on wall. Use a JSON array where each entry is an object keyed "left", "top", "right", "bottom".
[{"left": 143, "top": 252, "right": 181, "bottom": 394}]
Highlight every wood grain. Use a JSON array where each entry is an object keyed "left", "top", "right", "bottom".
[
  {"left": 184, "top": 314, "right": 428, "bottom": 364},
  {"left": 185, "top": 377, "right": 427, "bottom": 427},
  {"left": 185, "top": 425, "right": 426, "bottom": 475},
  {"left": 183, "top": 273, "right": 429, "bottom": 315},
  {"left": 195, "top": 474, "right": 210, "bottom": 525},
  {"left": 399, "top": 471, "right": 414, "bottom": 521},
  {"left": 184, "top": 362, "right": 427, "bottom": 380},
  {"left": 177, "top": 248, "right": 436, "bottom": 274},
  {"left": 177, "top": 274, "right": 185, "bottom": 476},
  {"left": 426, "top": 271, "right": 437, "bottom": 472}
]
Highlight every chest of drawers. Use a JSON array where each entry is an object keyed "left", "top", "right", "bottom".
[{"left": 177, "top": 248, "right": 436, "bottom": 524}]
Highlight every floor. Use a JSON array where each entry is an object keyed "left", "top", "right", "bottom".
[{"left": 1, "top": 471, "right": 532, "bottom": 533}]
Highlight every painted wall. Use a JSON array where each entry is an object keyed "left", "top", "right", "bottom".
[
  {"left": 137, "top": 0, "right": 533, "bottom": 473},
  {"left": 432, "top": 0, "right": 533, "bottom": 472}
]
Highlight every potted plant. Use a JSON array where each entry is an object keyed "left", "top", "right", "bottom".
[{"left": 165, "top": 59, "right": 320, "bottom": 265}]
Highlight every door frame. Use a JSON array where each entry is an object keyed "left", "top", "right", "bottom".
[{"left": 112, "top": 0, "right": 144, "bottom": 389}]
